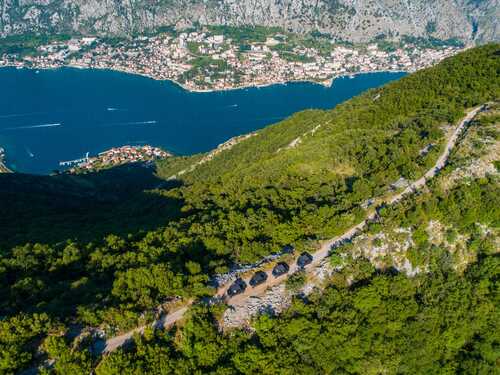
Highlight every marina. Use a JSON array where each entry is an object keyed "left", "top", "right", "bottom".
[{"left": 59, "top": 152, "right": 90, "bottom": 167}]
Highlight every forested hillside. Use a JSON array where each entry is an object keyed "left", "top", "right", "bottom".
[
  {"left": 0, "top": 44, "right": 498, "bottom": 374},
  {"left": 27, "top": 102, "right": 500, "bottom": 374},
  {"left": 94, "top": 251, "right": 500, "bottom": 374}
]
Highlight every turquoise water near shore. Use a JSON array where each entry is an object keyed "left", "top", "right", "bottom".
[{"left": 0, "top": 67, "right": 405, "bottom": 174}]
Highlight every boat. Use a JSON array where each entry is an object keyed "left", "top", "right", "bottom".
[{"left": 25, "top": 148, "right": 34, "bottom": 158}]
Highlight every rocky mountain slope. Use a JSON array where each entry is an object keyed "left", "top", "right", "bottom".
[{"left": 1, "top": 0, "right": 499, "bottom": 43}]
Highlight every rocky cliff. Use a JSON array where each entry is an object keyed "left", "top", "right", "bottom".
[{"left": 1, "top": 0, "right": 499, "bottom": 43}]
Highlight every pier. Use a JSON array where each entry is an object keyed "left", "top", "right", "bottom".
[{"left": 59, "top": 152, "right": 89, "bottom": 167}]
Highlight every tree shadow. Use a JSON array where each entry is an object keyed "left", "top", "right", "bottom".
[{"left": 0, "top": 163, "right": 185, "bottom": 249}]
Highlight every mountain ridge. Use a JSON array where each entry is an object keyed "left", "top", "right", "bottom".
[{"left": 1, "top": 0, "right": 499, "bottom": 43}]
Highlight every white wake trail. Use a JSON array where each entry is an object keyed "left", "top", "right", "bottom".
[
  {"left": 104, "top": 120, "right": 157, "bottom": 126},
  {"left": 3, "top": 123, "right": 62, "bottom": 130},
  {"left": 0, "top": 111, "right": 47, "bottom": 119}
]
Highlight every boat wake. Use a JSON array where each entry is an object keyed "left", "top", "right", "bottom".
[
  {"left": 0, "top": 111, "right": 47, "bottom": 119},
  {"left": 3, "top": 123, "right": 62, "bottom": 130},
  {"left": 103, "top": 120, "right": 157, "bottom": 127}
]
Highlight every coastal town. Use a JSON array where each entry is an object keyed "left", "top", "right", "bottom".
[
  {"left": 0, "top": 147, "right": 11, "bottom": 173},
  {"left": 66, "top": 145, "right": 171, "bottom": 174},
  {"left": 0, "top": 27, "right": 465, "bottom": 91}
]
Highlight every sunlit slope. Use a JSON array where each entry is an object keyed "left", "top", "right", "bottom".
[
  {"left": 169, "top": 45, "right": 498, "bottom": 191},
  {"left": 150, "top": 45, "right": 500, "bottom": 263}
]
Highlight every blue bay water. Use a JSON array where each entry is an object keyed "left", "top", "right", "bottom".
[{"left": 0, "top": 67, "right": 405, "bottom": 174}]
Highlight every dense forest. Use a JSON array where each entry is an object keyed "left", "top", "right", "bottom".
[
  {"left": 76, "top": 249, "right": 500, "bottom": 374},
  {"left": 0, "top": 44, "right": 498, "bottom": 373},
  {"left": 6, "top": 174, "right": 498, "bottom": 373}
]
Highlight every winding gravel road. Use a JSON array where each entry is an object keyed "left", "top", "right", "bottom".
[{"left": 101, "top": 105, "right": 484, "bottom": 354}]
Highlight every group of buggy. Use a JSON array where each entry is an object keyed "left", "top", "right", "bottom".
[{"left": 227, "top": 250, "right": 313, "bottom": 297}]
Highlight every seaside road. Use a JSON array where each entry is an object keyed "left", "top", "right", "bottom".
[{"left": 99, "top": 105, "right": 484, "bottom": 353}]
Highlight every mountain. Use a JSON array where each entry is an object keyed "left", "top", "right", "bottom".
[
  {"left": 0, "top": 44, "right": 498, "bottom": 374},
  {"left": 1, "top": 0, "right": 499, "bottom": 43}
]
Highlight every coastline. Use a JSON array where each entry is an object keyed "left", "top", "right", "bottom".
[
  {"left": 0, "top": 164, "right": 11, "bottom": 173},
  {"left": 0, "top": 149, "right": 12, "bottom": 173},
  {"left": 64, "top": 145, "right": 172, "bottom": 174},
  {"left": 1, "top": 62, "right": 406, "bottom": 94},
  {"left": 0, "top": 162, "right": 11, "bottom": 173}
]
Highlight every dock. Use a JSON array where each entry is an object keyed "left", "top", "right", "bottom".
[{"left": 59, "top": 152, "right": 90, "bottom": 167}]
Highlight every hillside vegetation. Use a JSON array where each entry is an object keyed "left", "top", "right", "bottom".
[
  {"left": 0, "top": 44, "right": 498, "bottom": 374},
  {"left": 42, "top": 103, "right": 500, "bottom": 374}
]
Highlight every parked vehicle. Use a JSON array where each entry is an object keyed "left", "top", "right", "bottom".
[
  {"left": 227, "top": 278, "right": 247, "bottom": 297},
  {"left": 297, "top": 252, "right": 313, "bottom": 268},
  {"left": 272, "top": 262, "right": 290, "bottom": 277},
  {"left": 249, "top": 271, "right": 268, "bottom": 287}
]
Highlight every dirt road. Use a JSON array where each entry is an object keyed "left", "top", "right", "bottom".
[
  {"left": 102, "top": 305, "right": 190, "bottom": 353},
  {"left": 218, "top": 105, "right": 484, "bottom": 307},
  {"left": 100, "top": 105, "right": 484, "bottom": 353}
]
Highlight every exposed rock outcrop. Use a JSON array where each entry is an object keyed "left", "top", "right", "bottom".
[{"left": 1, "top": 0, "right": 498, "bottom": 43}]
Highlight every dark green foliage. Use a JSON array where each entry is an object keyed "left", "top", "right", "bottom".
[
  {"left": 382, "top": 176, "right": 500, "bottom": 234},
  {"left": 42, "top": 336, "right": 93, "bottom": 374},
  {"left": 207, "top": 25, "right": 283, "bottom": 44},
  {"left": 0, "top": 164, "right": 183, "bottom": 248},
  {"left": 95, "top": 251, "right": 500, "bottom": 374},
  {"left": 285, "top": 271, "right": 306, "bottom": 292},
  {"left": 0, "top": 313, "right": 56, "bottom": 374},
  {"left": 0, "top": 34, "right": 71, "bottom": 56}
]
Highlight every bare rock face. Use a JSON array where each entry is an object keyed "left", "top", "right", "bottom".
[{"left": 0, "top": 0, "right": 498, "bottom": 43}]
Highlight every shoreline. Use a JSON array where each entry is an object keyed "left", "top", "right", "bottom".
[
  {"left": 0, "top": 149, "right": 12, "bottom": 173},
  {"left": 1, "top": 62, "right": 407, "bottom": 94},
  {"left": 64, "top": 145, "right": 172, "bottom": 174},
  {"left": 0, "top": 162, "right": 12, "bottom": 173}
]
